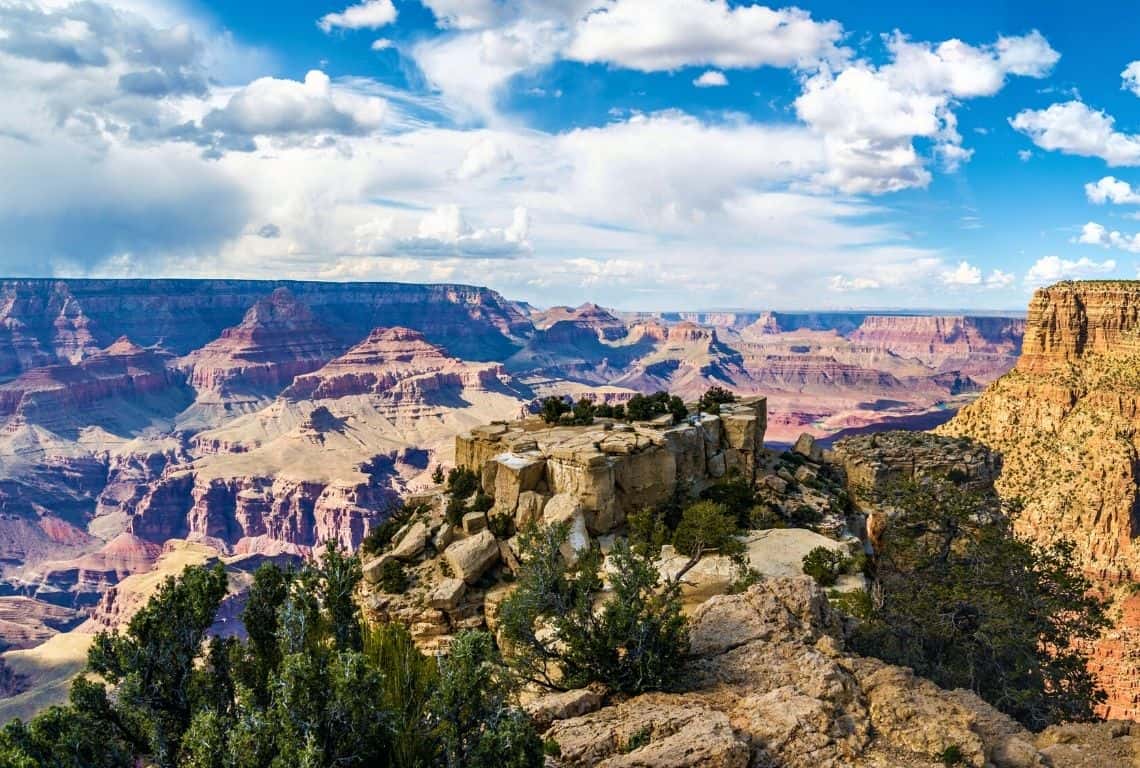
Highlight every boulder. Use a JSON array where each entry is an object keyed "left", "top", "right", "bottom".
[
  {"left": 763, "top": 474, "right": 788, "bottom": 494},
  {"left": 656, "top": 545, "right": 739, "bottom": 605},
  {"left": 793, "top": 432, "right": 823, "bottom": 462},
  {"left": 743, "top": 528, "right": 856, "bottom": 583},
  {"left": 461, "top": 511, "right": 487, "bottom": 535},
  {"left": 514, "top": 490, "right": 547, "bottom": 529},
  {"left": 444, "top": 530, "right": 500, "bottom": 584},
  {"left": 432, "top": 522, "right": 455, "bottom": 552},
  {"left": 543, "top": 493, "right": 591, "bottom": 564},
  {"left": 390, "top": 521, "right": 427, "bottom": 561},
  {"left": 428, "top": 577, "right": 466, "bottom": 611},
  {"left": 525, "top": 688, "right": 604, "bottom": 731},
  {"left": 489, "top": 452, "right": 546, "bottom": 513},
  {"left": 544, "top": 697, "right": 749, "bottom": 768},
  {"left": 794, "top": 464, "right": 818, "bottom": 484},
  {"left": 707, "top": 451, "right": 727, "bottom": 478},
  {"left": 362, "top": 553, "right": 394, "bottom": 584}
]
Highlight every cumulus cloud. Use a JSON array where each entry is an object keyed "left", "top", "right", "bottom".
[
  {"left": 457, "top": 138, "right": 515, "bottom": 179},
  {"left": 318, "top": 0, "right": 397, "bottom": 33},
  {"left": 1123, "top": 61, "right": 1140, "bottom": 97},
  {"left": 1010, "top": 101, "right": 1140, "bottom": 166},
  {"left": 396, "top": 205, "right": 531, "bottom": 257},
  {"left": 565, "top": 0, "right": 846, "bottom": 72},
  {"left": 1025, "top": 254, "right": 1117, "bottom": 284},
  {"left": 942, "top": 260, "right": 982, "bottom": 286},
  {"left": 1085, "top": 176, "right": 1140, "bottom": 205},
  {"left": 693, "top": 70, "right": 728, "bottom": 87},
  {"left": 794, "top": 30, "right": 1058, "bottom": 193},
  {"left": 196, "top": 71, "right": 387, "bottom": 151},
  {"left": 370, "top": 38, "right": 393, "bottom": 51},
  {"left": 985, "top": 269, "right": 1015, "bottom": 288},
  {"left": 1077, "top": 221, "right": 1140, "bottom": 252}
]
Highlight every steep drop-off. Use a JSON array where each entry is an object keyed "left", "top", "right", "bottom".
[{"left": 941, "top": 280, "right": 1140, "bottom": 718}]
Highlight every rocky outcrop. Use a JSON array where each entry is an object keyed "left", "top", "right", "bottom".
[
  {"left": 0, "top": 337, "right": 188, "bottom": 428},
  {"left": 455, "top": 398, "right": 766, "bottom": 534},
  {"left": 543, "top": 577, "right": 1075, "bottom": 768},
  {"left": 941, "top": 280, "right": 1140, "bottom": 719},
  {"left": 830, "top": 431, "right": 1001, "bottom": 498},
  {"left": 282, "top": 327, "right": 509, "bottom": 403},
  {"left": 176, "top": 288, "right": 342, "bottom": 397}
]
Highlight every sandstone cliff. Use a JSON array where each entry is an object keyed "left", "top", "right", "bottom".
[{"left": 941, "top": 280, "right": 1140, "bottom": 719}]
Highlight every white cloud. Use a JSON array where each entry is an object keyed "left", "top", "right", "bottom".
[
  {"left": 795, "top": 31, "right": 1058, "bottom": 194},
  {"left": 1025, "top": 254, "right": 1117, "bottom": 284},
  {"left": 1018, "top": 149, "right": 1032, "bottom": 161},
  {"left": 693, "top": 70, "right": 728, "bottom": 87},
  {"left": 318, "top": 0, "right": 397, "bottom": 33},
  {"left": 457, "top": 138, "right": 515, "bottom": 179},
  {"left": 985, "top": 269, "right": 1015, "bottom": 288},
  {"left": 1077, "top": 221, "right": 1140, "bottom": 252},
  {"left": 1123, "top": 61, "right": 1140, "bottom": 97},
  {"left": 199, "top": 70, "right": 387, "bottom": 148},
  {"left": 828, "top": 275, "right": 880, "bottom": 292},
  {"left": 397, "top": 205, "right": 531, "bottom": 257},
  {"left": 1085, "top": 176, "right": 1140, "bottom": 205},
  {"left": 1010, "top": 101, "right": 1140, "bottom": 166},
  {"left": 565, "top": 0, "right": 846, "bottom": 72},
  {"left": 942, "top": 260, "right": 982, "bottom": 286},
  {"left": 370, "top": 38, "right": 393, "bottom": 51}
]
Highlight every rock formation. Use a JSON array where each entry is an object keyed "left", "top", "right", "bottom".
[
  {"left": 941, "top": 280, "right": 1140, "bottom": 719},
  {"left": 455, "top": 398, "right": 766, "bottom": 533},
  {"left": 176, "top": 287, "right": 342, "bottom": 399},
  {"left": 540, "top": 576, "right": 1136, "bottom": 768}
]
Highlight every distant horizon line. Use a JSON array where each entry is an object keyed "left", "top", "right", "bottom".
[{"left": 0, "top": 275, "right": 1037, "bottom": 317}]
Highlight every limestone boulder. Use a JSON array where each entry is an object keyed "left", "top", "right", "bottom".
[
  {"left": 489, "top": 452, "right": 546, "bottom": 513},
  {"left": 428, "top": 577, "right": 466, "bottom": 611},
  {"left": 461, "top": 511, "right": 487, "bottom": 535},
  {"left": 390, "top": 521, "right": 427, "bottom": 561},
  {"left": 362, "top": 553, "right": 394, "bottom": 584},
  {"left": 543, "top": 493, "right": 591, "bottom": 564},
  {"left": 444, "top": 529, "right": 500, "bottom": 584},
  {"left": 544, "top": 697, "right": 749, "bottom": 768},
  {"left": 525, "top": 688, "right": 603, "bottom": 731},
  {"left": 743, "top": 528, "right": 854, "bottom": 582},
  {"left": 514, "top": 490, "right": 547, "bottom": 529},
  {"left": 793, "top": 432, "right": 823, "bottom": 462}
]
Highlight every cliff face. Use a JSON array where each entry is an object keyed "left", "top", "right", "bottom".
[
  {"left": 849, "top": 315, "right": 1024, "bottom": 375},
  {"left": 0, "top": 279, "right": 530, "bottom": 371},
  {"left": 940, "top": 280, "right": 1140, "bottom": 719}
]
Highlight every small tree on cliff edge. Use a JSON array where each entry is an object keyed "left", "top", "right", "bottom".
[{"left": 849, "top": 479, "right": 1107, "bottom": 731}]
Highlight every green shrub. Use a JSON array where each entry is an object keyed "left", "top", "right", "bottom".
[
  {"left": 431, "top": 465, "right": 445, "bottom": 485},
  {"left": 446, "top": 467, "right": 479, "bottom": 500},
  {"left": 500, "top": 523, "right": 688, "bottom": 694},
  {"left": 487, "top": 511, "right": 514, "bottom": 539},
  {"left": 850, "top": 479, "right": 1108, "bottom": 731},
  {"left": 470, "top": 492, "right": 494, "bottom": 513},
  {"left": 802, "top": 546, "right": 848, "bottom": 587},
  {"left": 827, "top": 588, "right": 873, "bottom": 620},
  {"left": 940, "top": 745, "right": 964, "bottom": 765},
  {"left": 672, "top": 501, "right": 743, "bottom": 558},
  {"left": 377, "top": 559, "right": 410, "bottom": 594},
  {"left": 571, "top": 398, "right": 596, "bottom": 425},
  {"left": 699, "top": 475, "right": 757, "bottom": 529},
  {"left": 543, "top": 739, "right": 562, "bottom": 757},
  {"left": 540, "top": 397, "right": 570, "bottom": 424},
  {"left": 697, "top": 386, "right": 736, "bottom": 414},
  {"left": 622, "top": 726, "right": 652, "bottom": 753}
]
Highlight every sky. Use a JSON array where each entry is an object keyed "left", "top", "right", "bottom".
[{"left": 4, "top": 1, "right": 1140, "bottom": 310}]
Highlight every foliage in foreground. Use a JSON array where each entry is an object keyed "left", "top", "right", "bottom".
[
  {"left": 850, "top": 479, "right": 1108, "bottom": 731},
  {"left": 0, "top": 543, "right": 540, "bottom": 768},
  {"left": 499, "top": 522, "right": 688, "bottom": 694}
]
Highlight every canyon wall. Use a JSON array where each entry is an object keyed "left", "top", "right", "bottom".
[
  {"left": 0, "top": 279, "right": 530, "bottom": 372},
  {"left": 941, "top": 280, "right": 1140, "bottom": 719}
]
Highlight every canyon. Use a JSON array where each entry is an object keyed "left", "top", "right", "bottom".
[{"left": 0, "top": 278, "right": 1021, "bottom": 672}]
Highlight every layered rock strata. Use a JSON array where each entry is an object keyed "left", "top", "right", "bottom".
[{"left": 455, "top": 398, "right": 766, "bottom": 534}]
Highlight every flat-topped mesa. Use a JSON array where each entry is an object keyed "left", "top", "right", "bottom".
[
  {"left": 1017, "top": 281, "right": 1140, "bottom": 373},
  {"left": 455, "top": 397, "right": 766, "bottom": 535}
]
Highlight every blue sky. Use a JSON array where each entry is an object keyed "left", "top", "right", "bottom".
[{"left": 3, "top": 0, "right": 1140, "bottom": 310}]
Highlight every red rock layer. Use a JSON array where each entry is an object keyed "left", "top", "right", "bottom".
[
  {"left": 283, "top": 327, "right": 507, "bottom": 402},
  {"left": 1017, "top": 281, "right": 1140, "bottom": 373},
  {"left": 177, "top": 287, "right": 343, "bottom": 395}
]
